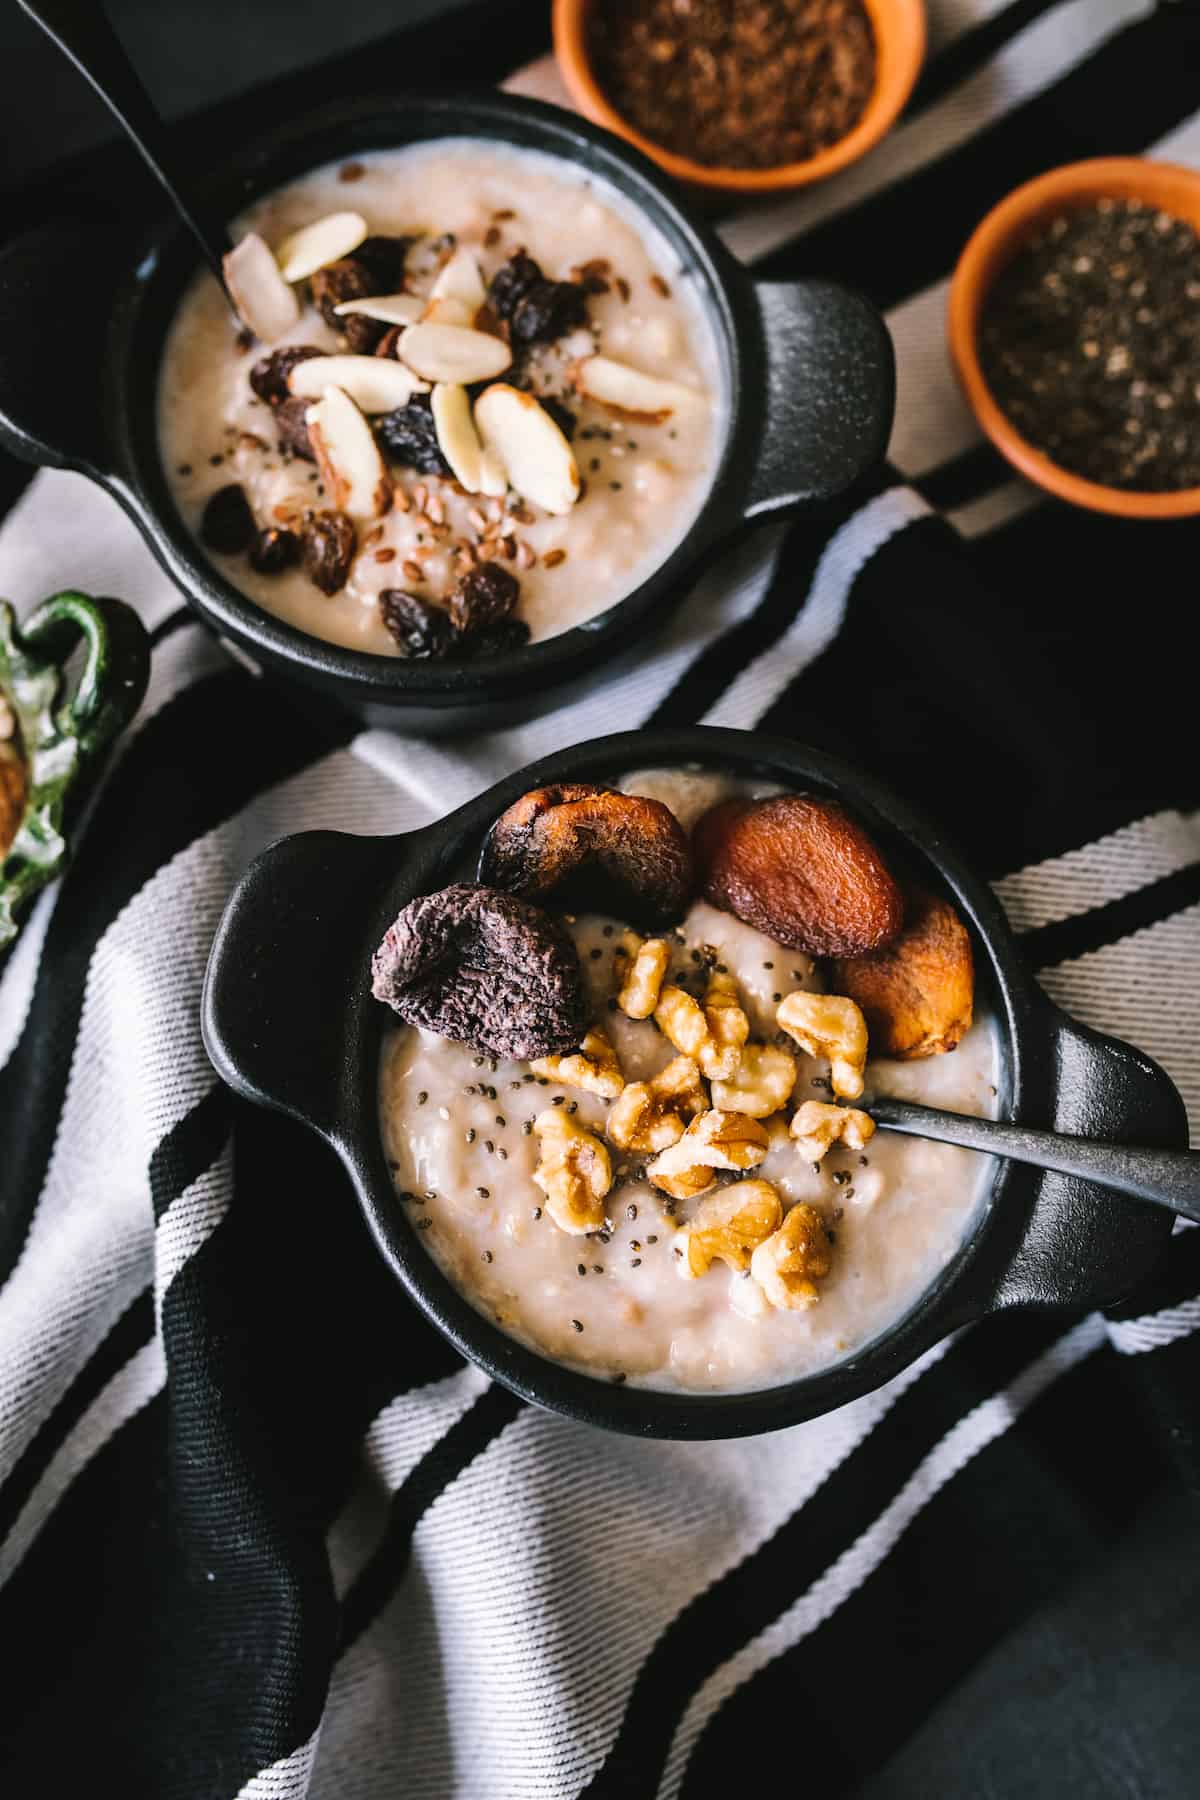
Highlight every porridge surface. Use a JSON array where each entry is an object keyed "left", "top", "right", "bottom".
[{"left": 158, "top": 140, "right": 722, "bottom": 654}]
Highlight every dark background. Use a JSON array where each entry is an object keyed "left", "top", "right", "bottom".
[{"left": 2, "top": 1, "right": 1197, "bottom": 1793}]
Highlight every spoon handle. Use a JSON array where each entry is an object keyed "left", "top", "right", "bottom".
[
  {"left": 17, "top": 0, "right": 230, "bottom": 287},
  {"left": 869, "top": 1096, "right": 1200, "bottom": 1225}
]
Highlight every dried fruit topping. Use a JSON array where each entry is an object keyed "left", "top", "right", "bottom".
[
  {"left": 300, "top": 509, "right": 357, "bottom": 595},
  {"left": 453, "top": 619, "right": 531, "bottom": 659},
  {"left": 614, "top": 933, "right": 670, "bottom": 1019},
  {"left": 710, "top": 1042, "right": 797, "bottom": 1118},
  {"left": 648, "top": 1109, "right": 769, "bottom": 1201},
  {"left": 473, "top": 385, "right": 580, "bottom": 516},
  {"left": 288, "top": 355, "right": 428, "bottom": 412},
  {"left": 371, "top": 883, "right": 587, "bottom": 1061},
  {"left": 479, "top": 783, "right": 693, "bottom": 927},
  {"left": 486, "top": 250, "right": 588, "bottom": 348},
  {"left": 274, "top": 396, "right": 318, "bottom": 462},
  {"left": 248, "top": 527, "right": 300, "bottom": 575},
  {"left": 532, "top": 1107, "right": 612, "bottom": 1235},
  {"left": 307, "top": 387, "right": 392, "bottom": 520},
  {"left": 200, "top": 484, "right": 256, "bottom": 554},
  {"left": 777, "top": 991, "right": 869, "bottom": 1100},
  {"left": 223, "top": 233, "right": 299, "bottom": 344},
  {"left": 311, "top": 259, "right": 388, "bottom": 351},
  {"left": 379, "top": 589, "right": 456, "bottom": 659},
  {"left": 573, "top": 353, "right": 704, "bottom": 424},
  {"left": 373, "top": 395, "right": 452, "bottom": 476},
  {"left": 694, "top": 793, "right": 904, "bottom": 958},
  {"left": 751, "top": 1203, "right": 833, "bottom": 1311},
  {"left": 829, "top": 887, "right": 975, "bottom": 1060},
  {"left": 354, "top": 235, "right": 415, "bottom": 291},
  {"left": 790, "top": 1101, "right": 875, "bottom": 1163},
  {"left": 606, "top": 1054, "right": 705, "bottom": 1154},
  {"left": 672, "top": 1180, "right": 783, "bottom": 1280},
  {"left": 249, "top": 344, "right": 324, "bottom": 405},
  {"left": 276, "top": 210, "right": 367, "bottom": 283},
  {"left": 655, "top": 971, "right": 748, "bottom": 1082},
  {"left": 530, "top": 1026, "right": 625, "bottom": 1098},
  {"left": 448, "top": 561, "right": 519, "bottom": 636},
  {"left": 488, "top": 251, "right": 543, "bottom": 322}
]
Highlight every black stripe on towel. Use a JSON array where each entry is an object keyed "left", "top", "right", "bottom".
[{"left": 1020, "top": 863, "right": 1200, "bottom": 972}]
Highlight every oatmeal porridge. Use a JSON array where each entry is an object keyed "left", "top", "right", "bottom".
[
  {"left": 374, "top": 769, "right": 998, "bottom": 1394},
  {"left": 158, "top": 141, "right": 722, "bottom": 659}
]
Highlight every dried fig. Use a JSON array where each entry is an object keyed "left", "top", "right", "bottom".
[
  {"left": 379, "top": 590, "right": 455, "bottom": 660},
  {"left": 249, "top": 344, "right": 323, "bottom": 405},
  {"left": 479, "top": 782, "right": 693, "bottom": 927},
  {"left": 248, "top": 527, "right": 300, "bottom": 575},
  {"left": 829, "top": 887, "right": 974, "bottom": 1059},
  {"left": 371, "top": 883, "right": 586, "bottom": 1061},
  {"left": 695, "top": 794, "right": 903, "bottom": 958},
  {"left": 300, "top": 510, "right": 356, "bottom": 595},
  {"left": 311, "top": 258, "right": 387, "bottom": 351},
  {"left": 448, "top": 562, "right": 519, "bottom": 636}
]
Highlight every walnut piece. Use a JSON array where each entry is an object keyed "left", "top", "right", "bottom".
[
  {"left": 655, "top": 970, "right": 748, "bottom": 1082},
  {"left": 606, "top": 1054, "right": 706, "bottom": 1153},
  {"left": 750, "top": 1203, "right": 834, "bottom": 1310},
  {"left": 532, "top": 1107, "right": 612, "bottom": 1234},
  {"left": 791, "top": 1100, "right": 876, "bottom": 1162},
  {"left": 672, "top": 1179, "right": 783, "bottom": 1279},
  {"left": 530, "top": 1027, "right": 625, "bottom": 1099},
  {"left": 710, "top": 1043, "right": 797, "bottom": 1118},
  {"left": 777, "top": 991, "right": 868, "bottom": 1099},
  {"left": 614, "top": 932, "right": 670, "bottom": 1020},
  {"left": 647, "top": 1108, "right": 768, "bottom": 1201}
]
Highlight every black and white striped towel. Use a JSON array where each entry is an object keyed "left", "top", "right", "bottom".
[{"left": 2, "top": 2, "right": 1199, "bottom": 1793}]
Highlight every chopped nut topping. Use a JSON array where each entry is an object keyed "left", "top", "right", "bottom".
[
  {"left": 655, "top": 970, "right": 748, "bottom": 1081},
  {"left": 710, "top": 1042, "right": 797, "bottom": 1118},
  {"left": 606, "top": 1054, "right": 705, "bottom": 1153},
  {"left": 777, "top": 991, "right": 868, "bottom": 1100},
  {"left": 530, "top": 1027, "right": 625, "bottom": 1099},
  {"left": 790, "top": 1100, "right": 876, "bottom": 1163},
  {"left": 614, "top": 932, "right": 670, "bottom": 1019},
  {"left": 647, "top": 1108, "right": 768, "bottom": 1201},
  {"left": 532, "top": 1108, "right": 613, "bottom": 1234},
  {"left": 751, "top": 1202, "right": 834, "bottom": 1311},
  {"left": 671, "top": 1179, "right": 782, "bottom": 1279}
]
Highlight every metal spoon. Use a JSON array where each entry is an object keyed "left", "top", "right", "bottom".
[
  {"left": 868, "top": 1096, "right": 1200, "bottom": 1226},
  {"left": 18, "top": 0, "right": 232, "bottom": 294}
]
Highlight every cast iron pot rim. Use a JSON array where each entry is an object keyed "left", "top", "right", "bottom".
[
  {"left": 107, "top": 90, "right": 754, "bottom": 705},
  {"left": 287, "top": 725, "right": 1038, "bottom": 1439}
]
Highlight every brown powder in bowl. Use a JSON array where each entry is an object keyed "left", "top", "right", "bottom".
[{"left": 586, "top": 0, "right": 877, "bottom": 172}]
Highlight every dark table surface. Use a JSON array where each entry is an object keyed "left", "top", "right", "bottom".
[{"left": 2, "top": 2, "right": 1197, "bottom": 1793}]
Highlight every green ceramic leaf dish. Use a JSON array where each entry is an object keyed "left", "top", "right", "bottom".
[{"left": 0, "top": 591, "right": 150, "bottom": 954}]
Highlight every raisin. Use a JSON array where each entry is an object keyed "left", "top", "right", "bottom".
[
  {"left": 248, "top": 344, "right": 323, "bottom": 405},
  {"left": 449, "top": 561, "right": 519, "bottom": 634},
  {"left": 538, "top": 395, "right": 577, "bottom": 440},
  {"left": 248, "top": 527, "right": 300, "bottom": 575},
  {"left": 371, "top": 883, "right": 587, "bottom": 1060},
  {"left": 355, "top": 235, "right": 414, "bottom": 290},
  {"left": 311, "top": 259, "right": 386, "bottom": 351},
  {"left": 200, "top": 484, "right": 256, "bottom": 554},
  {"left": 380, "top": 589, "right": 456, "bottom": 659},
  {"left": 511, "top": 280, "right": 588, "bottom": 348},
  {"left": 451, "top": 618, "right": 531, "bottom": 658},
  {"left": 488, "top": 252, "right": 543, "bottom": 323},
  {"left": 301, "top": 510, "right": 356, "bottom": 595},
  {"left": 373, "top": 394, "right": 451, "bottom": 476},
  {"left": 274, "top": 396, "right": 317, "bottom": 462},
  {"left": 375, "top": 326, "right": 403, "bottom": 360}
]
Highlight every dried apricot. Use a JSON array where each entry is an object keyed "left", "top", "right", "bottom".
[{"left": 830, "top": 887, "right": 974, "bottom": 1059}]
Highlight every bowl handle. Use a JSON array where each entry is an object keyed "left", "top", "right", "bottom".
[
  {"left": 989, "top": 1000, "right": 1188, "bottom": 1315},
  {"left": 202, "top": 829, "right": 407, "bottom": 1143},
  {"left": 0, "top": 220, "right": 123, "bottom": 476},
  {"left": 741, "top": 277, "right": 896, "bottom": 520}
]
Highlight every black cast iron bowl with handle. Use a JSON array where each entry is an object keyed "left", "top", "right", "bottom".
[
  {"left": 0, "top": 93, "right": 893, "bottom": 737},
  {"left": 201, "top": 726, "right": 1187, "bottom": 1439}
]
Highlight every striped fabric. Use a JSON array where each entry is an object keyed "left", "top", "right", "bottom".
[{"left": 1, "top": 2, "right": 1199, "bottom": 1793}]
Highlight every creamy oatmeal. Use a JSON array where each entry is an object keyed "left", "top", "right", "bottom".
[
  {"left": 375, "top": 771, "right": 999, "bottom": 1394},
  {"left": 159, "top": 141, "right": 721, "bottom": 657}
]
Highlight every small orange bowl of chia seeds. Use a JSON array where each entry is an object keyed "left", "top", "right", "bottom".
[
  {"left": 949, "top": 158, "right": 1200, "bottom": 520},
  {"left": 552, "top": 0, "right": 926, "bottom": 195}
]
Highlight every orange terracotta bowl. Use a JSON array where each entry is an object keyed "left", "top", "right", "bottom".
[
  {"left": 552, "top": 0, "right": 926, "bottom": 195},
  {"left": 949, "top": 157, "right": 1200, "bottom": 521}
]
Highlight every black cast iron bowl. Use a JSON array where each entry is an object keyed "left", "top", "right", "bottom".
[
  {"left": 202, "top": 726, "right": 1186, "bottom": 1439},
  {"left": 0, "top": 93, "right": 894, "bottom": 737}
]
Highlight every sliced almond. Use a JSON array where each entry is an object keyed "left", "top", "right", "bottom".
[
  {"left": 573, "top": 353, "right": 706, "bottom": 424},
  {"left": 333, "top": 292, "right": 423, "bottom": 326},
  {"left": 276, "top": 211, "right": 367, "bottom": 282},
  {"left": 421, "top": 247, "right": 486, "bottom": 328},
  {"left": 306, "top": 386, "right": 391, "bottom": 520},
  {"left": 397, "top": 322, "right": 512, "bottom": 385},
  {"left": 473, "top": 384, "right": 580, "bottom": 516},
  {"left": 222, "top": 234, "right": 299, "bottom": 344},
  {"left": 478, "top": 448, "right": 509, "bottom": 499},
  {"left": 431, "top": 384, "right": 483, "bottom": 491},
  {"left": 288, "top": 355, "right": 429, "bottom": 412}
]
